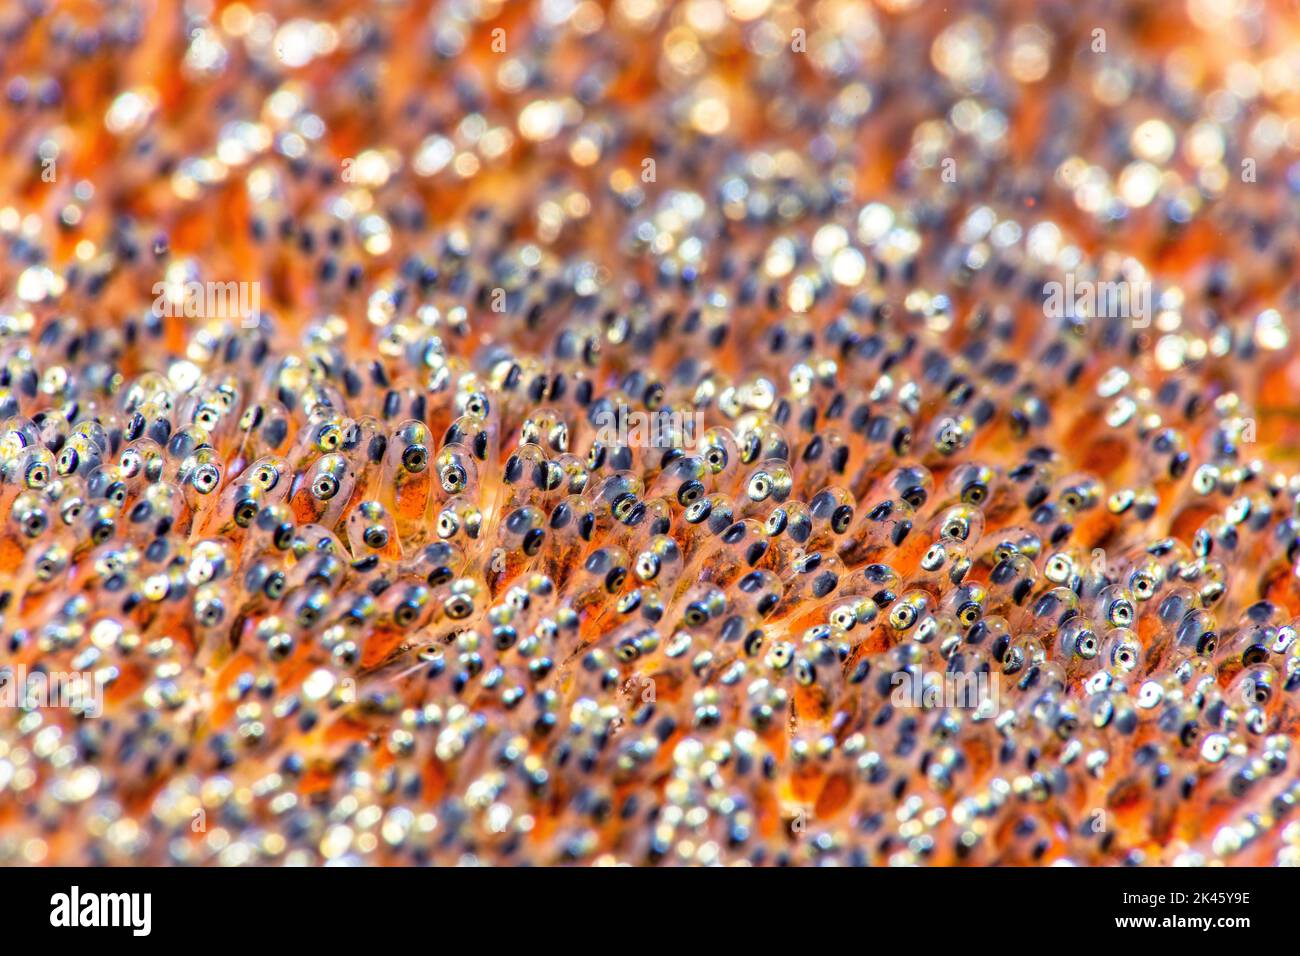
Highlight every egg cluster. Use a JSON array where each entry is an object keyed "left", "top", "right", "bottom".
[{"left": 2, "top": 0, "right": 1300, "bottom": 865}]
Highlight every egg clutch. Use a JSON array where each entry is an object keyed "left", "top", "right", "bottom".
[{"left": 2, "top": 0, "right": 1300, "bottom": 866}]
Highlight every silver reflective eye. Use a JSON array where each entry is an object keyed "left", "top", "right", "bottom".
[
  {"left": 921, "top": 545, "right": 946, "bottom": 572},
  {"left": 1045, "top": 554, "right": 1072, "bottom": 583},
  {"left": 312, "top": 475, "right": 338, "bottom": 499},
  {"left": 193, "top": 465, "right": 219, "bottom": 493}
]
